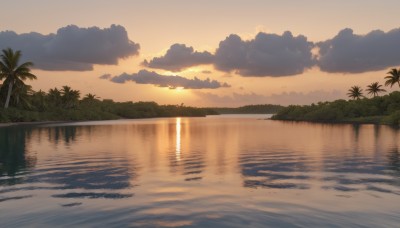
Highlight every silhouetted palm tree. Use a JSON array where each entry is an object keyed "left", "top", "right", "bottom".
[
  {"left": 81, "top": 93, "right": 100, "bottom": 105},
  {"left": 0, "top": 48, "right": 36, "bottom": 108},
  {"left": 384, "top": 68, "right": 400, "bottom": 88},
  {"left": 366, "top": 82, "right": 386, "bottom": 97},
  {"left": 31, "top": 90, "right": 48, "bottom": 111},
  {"left": 11, "top": 82, "right": 33, "bottom": 108},
  {"left": 61, "top": 86, "right": 80, "bottom": 108},
  {"left": 48, "top": 87, "right": 62, "bottom": 107},
  {"left": 347, "top": 86, "right": 363, "bottom": 100},
  {"left": 83, "top": 93, "right": 99, "bottom": 100}
]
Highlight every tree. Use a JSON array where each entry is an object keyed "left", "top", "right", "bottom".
[
  {"left": 61, "top": 86, "right": 80, "bottom": 108},
  {"left": 347, "top": 86, "right": 363, "bottom": 100},
  {"left": 11, "top": 82, "right": 33, "bottom": 109},
  {"left": 83, "top": 93, "right": 99, "bottom": 101},
  {"left": 31, "top": 90, "right": 48, "bottom": 111},
  {"left": 81, "top": 93, "right": 100, "bottom": 105},
  {"left": 0, "top": 48, "right": 36, "bottom": 108},
  {"left": 366, "top": 82, "right": 386, "bottom": 97},
  {"left": 48, "top": 87, "right": 62, "bottom": 107},
  {"left": 384, "top": 68, "right": 400, "bottom": 88}
]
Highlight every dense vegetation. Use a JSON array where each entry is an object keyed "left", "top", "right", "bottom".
[
  {"left": 272, "top": 91, "right": 400, "bottom": 125},
  {"left": 273, "top": 68, "right": 400, "bottom": 125},
  {"left": 0, "top": 82, "right": 220, "bottom": 122},
  {"left": 212, "top": 104, "right": 283, "bottom": 114},
  {"left": 0, "top": 93, "right": 218, "bottom": 123}
]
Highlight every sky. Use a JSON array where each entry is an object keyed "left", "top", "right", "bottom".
[{"left": 0, "top": 0, "right": 400, "bottom": 107}]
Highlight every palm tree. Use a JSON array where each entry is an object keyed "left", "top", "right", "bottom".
[
  {"left": 82, "top": 93, "right": 100, "bottom": 104},
  {"left": 83, "top": 93, "right": 99, "bottom": 100},
  {"left": 61, "top": 86, "right": 80, "bottom": 108},
  {"left": 31, "top": 90, "right": 48, "bottom": 111},
  {"left": 48, "top": 87, "right": 62, "bottom": 107},
  {"left": 0, "top": 48, "right": 36, "bottom": 108},
  {"left": 384, "top": 68, "right": 400, "bottom": 88},
  {"left": 11, "top": 81, "right": 34, "bottom": 108},
  {"left": 366, "top": 82, "right": 386, "bottom": 97},
  {"left": 347, "top": 86, "right": 364, "bottom": 100}
]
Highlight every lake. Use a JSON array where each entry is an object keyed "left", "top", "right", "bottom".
[{"left": 0, "top": 115, "right": 399, "bottom": 227}]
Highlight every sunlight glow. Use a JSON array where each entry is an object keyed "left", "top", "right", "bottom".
[{"left": 175, "top": 117, "right": 181, "bottom": 161}]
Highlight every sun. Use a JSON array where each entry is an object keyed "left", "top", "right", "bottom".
[{"left": 175, "top": 87, "right": 184, "bottom": 91}]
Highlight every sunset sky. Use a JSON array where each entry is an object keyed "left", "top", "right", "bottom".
[{"left": 1, "top": 0, "right": 400, "bottom": 107}]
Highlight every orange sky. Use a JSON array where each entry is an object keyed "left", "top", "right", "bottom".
[{"left": 1, "top": 0, "right": 400, "bottom": 106}]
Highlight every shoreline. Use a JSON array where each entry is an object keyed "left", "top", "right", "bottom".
[
  {"left": 270, "top": 117, "right": 395, "bottom": 126},
  {"left": 0, "top": 120, "right": 72, "bottom": 128},
  {"left": 0, "top": 117, "right": 390, "bottom": 128},
  {"left": 0, "top": 114, "right": 275, "bottom": 128}
]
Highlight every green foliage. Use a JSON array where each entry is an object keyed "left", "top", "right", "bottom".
[
  {"left": 272, "top": 92, "right": 400, "bottom": 125},
  {"left": 0, "top": 48, "right": 36, "bottom": 108},
  {"left": 212, "top": 104, "right": 284, "bottom": 114},
  {"left": 382, "top": 111, "right": 400, "bottom": 125},
  {"left": 0, "top": 85, "right": 214, "bottom": 123}
]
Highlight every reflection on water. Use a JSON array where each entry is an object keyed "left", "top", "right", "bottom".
[
  {"left": 176, "top": 117, "right": 181, "bottom": 161},
  {"left": 239, "top": 150, "right": 312, "bottom": 189},
  {"left": 169, "top": 118, "right": 205, "bottom": 182},
  {"left": 0, "top": 127, "right": 36, "bottom": 180},
  {"left": 1, "top": 116, "right": 400, "bottom": 227},
  {"left": 388, "top": 148, "right": 400, "bottom": 176}
]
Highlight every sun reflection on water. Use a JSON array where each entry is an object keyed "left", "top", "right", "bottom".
[{"left": 176, "top": 117, "right": 181, "bottom": 161}]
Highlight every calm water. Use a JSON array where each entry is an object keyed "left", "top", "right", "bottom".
[{"left": 0, "top": 115, "right": 399, "bottom": 227}]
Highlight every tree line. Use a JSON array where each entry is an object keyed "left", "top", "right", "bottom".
[
  {"left": 272, "top": 68, "right": 400, "bottom": 125},
  {"left": 212, "top": 104, "right": 283, "bottom": 114}
]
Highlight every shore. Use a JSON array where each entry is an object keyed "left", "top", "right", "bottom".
[
  {"left": 0, "top": 121, "right": 72, "bottom": 128},
  {"left": 270, "top": 115, "right": 397, "bottom": 126}
]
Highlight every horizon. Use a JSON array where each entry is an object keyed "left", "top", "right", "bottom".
[{"left": 1, "top": 0, "right": 400, "bottom": 107}]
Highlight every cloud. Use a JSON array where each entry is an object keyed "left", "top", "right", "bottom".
[
  {"left": 318, "top": 28, "right": 400, "bottom": 73},
  {"left": 214, "top": 32, "right": 315, "bottom": 77},
  {"left": 143, "top": 44, "right": 213, "bottom": 71},
  {"left": 99, "top": 74, "right": 112, "bottom": 80},
  {"left": 0, "top": 24, "right": 140, "bottom": 71},
  {"left": 105, "top": 70, "right": 230, "bottom": 89},
  {"left": 194, "top": 90, "right": 343, "bottom": 106}
]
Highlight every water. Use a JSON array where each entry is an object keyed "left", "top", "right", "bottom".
[{"left": 0, "top": 115, "right": 399, "bottom": 227}]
